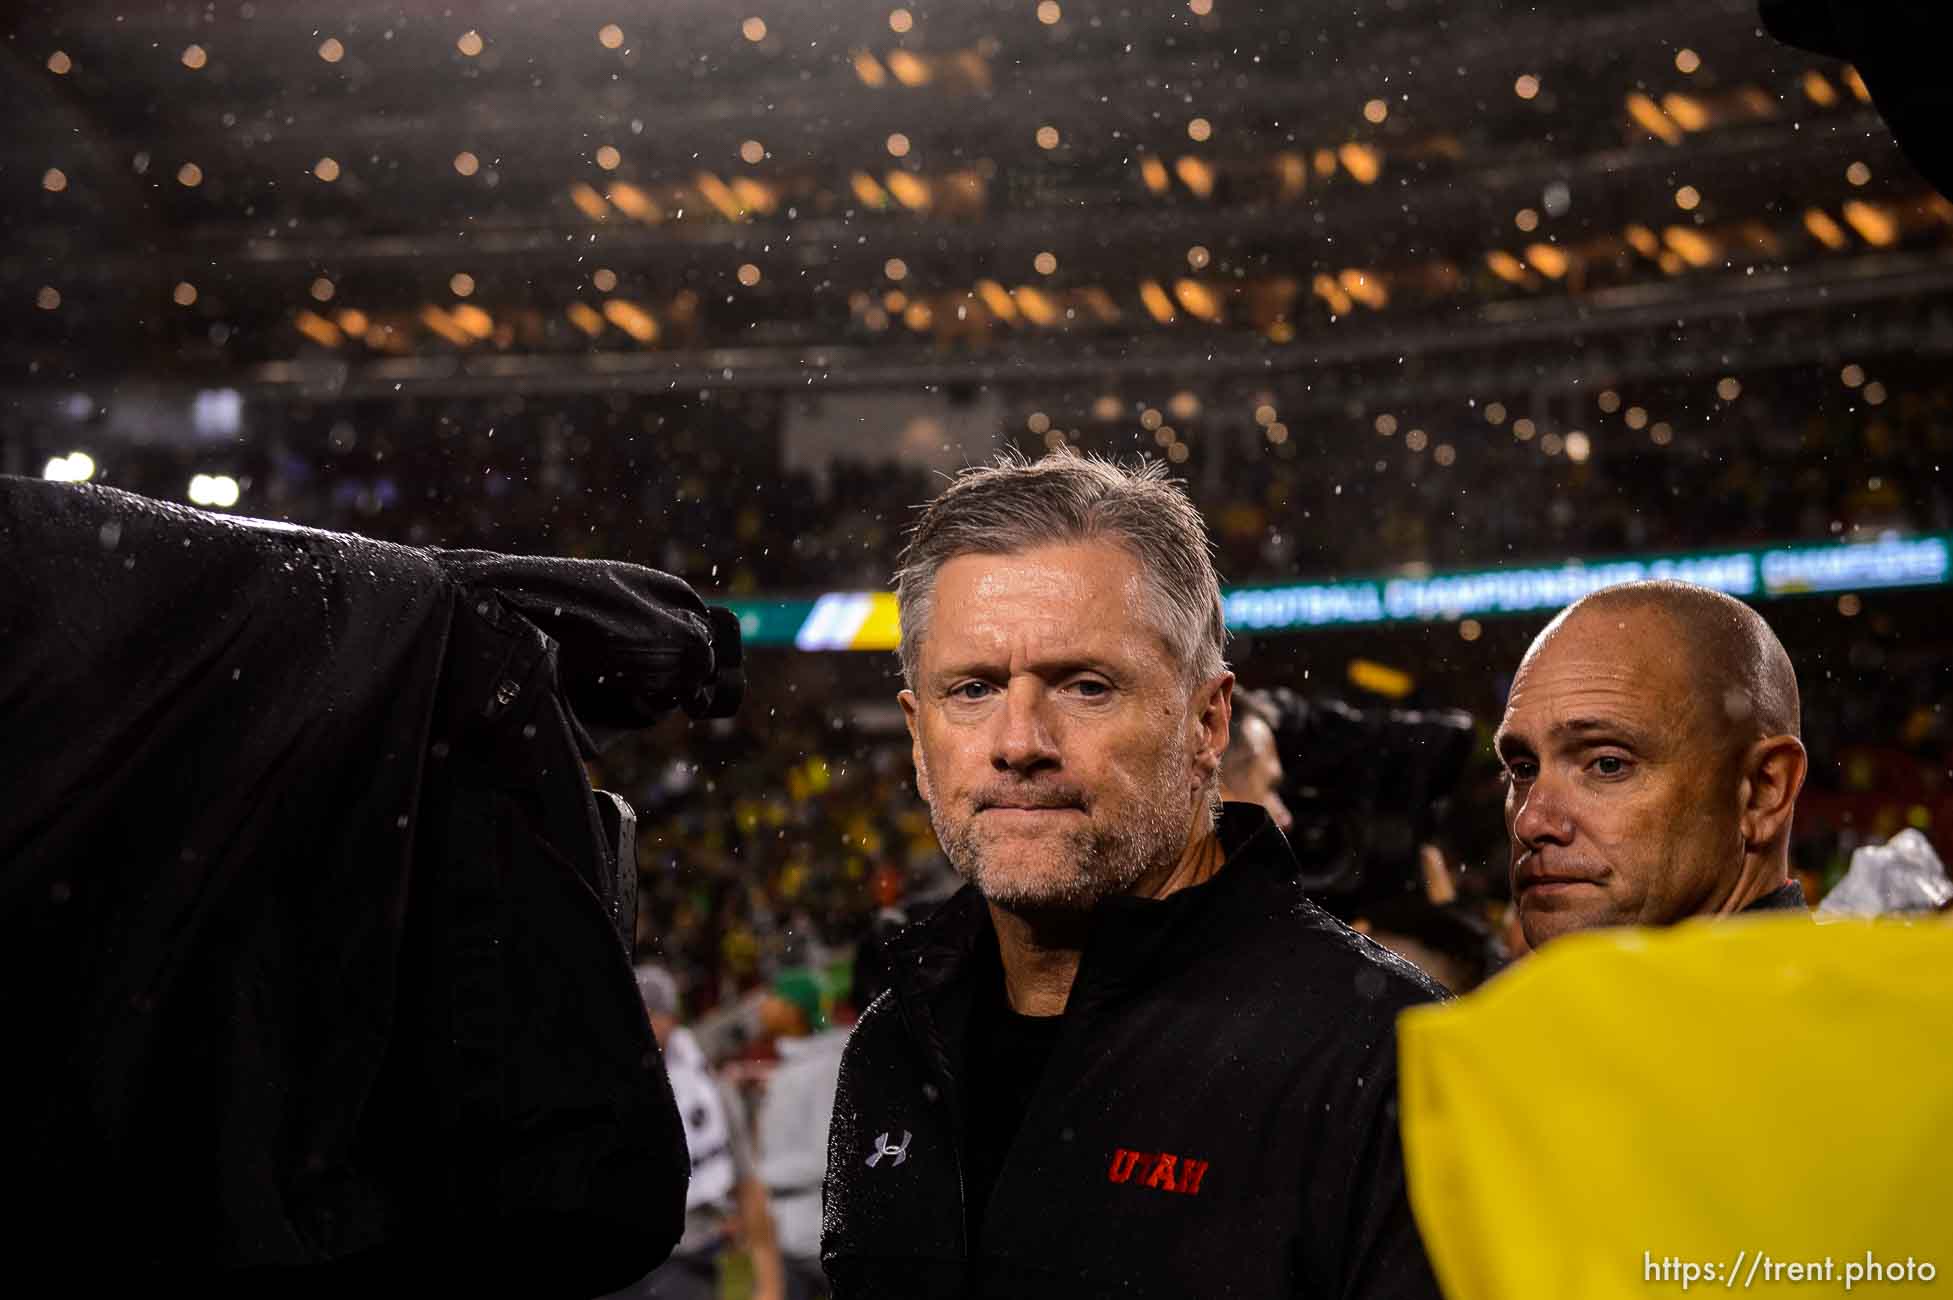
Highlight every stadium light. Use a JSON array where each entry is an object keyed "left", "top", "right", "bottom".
[
  {"left": 42, "top": 451, "right": 97, "bottom": 483},
  {"left": 188, "top": 474, "right": 240, "bottom": 509}
]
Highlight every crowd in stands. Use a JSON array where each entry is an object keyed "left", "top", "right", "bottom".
[{"left": 81, "top": 359, "right": 1953, "bottom": 605}]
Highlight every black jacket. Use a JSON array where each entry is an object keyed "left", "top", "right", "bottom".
[
  {"left": 2, "top": 478, "right": 738, "bottom": 1293},
  {"left": 822, "top": 804, "right": 1446, "bottom": 1299}
]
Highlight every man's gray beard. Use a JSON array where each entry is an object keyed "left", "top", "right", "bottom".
[{"left": 928, "top": 761, "right": 1190, "bottom": 912}]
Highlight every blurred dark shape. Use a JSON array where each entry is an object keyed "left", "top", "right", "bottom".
[
  {"left": 1262, "top": 690, "right": 1477, "bottom": 918},
  {"left": 0, "top": 476, "right": 743, "bottom": 1292},
  {"left": 442, "top": 551, "right": 745, "bottom": 736},
  {"left": 1762, "top": 1, "right": 1953, "bottom": 197},
  {"left": 1352, "top": 897, "right": 1497, "bottom": 995},
  {"left": 595, "top": 791, "right": 641, "bottom": 953},
  {"left": 848, "top": 906, "right": 911, "bottom": 1015}
]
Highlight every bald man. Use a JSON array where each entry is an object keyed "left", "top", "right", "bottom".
[{"left": 1493, "top": 581, "right": 1809, "bottom": 950}]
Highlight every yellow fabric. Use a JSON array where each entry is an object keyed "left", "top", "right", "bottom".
[{"left": 1399, "top": 916, "right": 1953, "bottom": 1299}]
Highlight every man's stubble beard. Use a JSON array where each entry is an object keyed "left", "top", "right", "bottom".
[{"left": 925, "top": 742, "right": 1192, "bottom": 912}]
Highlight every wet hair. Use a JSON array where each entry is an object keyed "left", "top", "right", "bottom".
[
  {"left": 893, "top": 450, "right": 1227, "bottom": 689},
  {"left": 1552, "top": 580, "right": 1801, "bottom": 744}
]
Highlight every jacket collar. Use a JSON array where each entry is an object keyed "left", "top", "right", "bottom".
[
  {"left": 883, "top": 804, "right": 1295, "bottom": 1076},
  {"left": 1739, "top": 880, "right": 1810, "bottom": 914}
]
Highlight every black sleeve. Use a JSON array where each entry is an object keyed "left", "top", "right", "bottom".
[{"left": 1299, "top": 1030, "right": 1443, "bottom": 1300}]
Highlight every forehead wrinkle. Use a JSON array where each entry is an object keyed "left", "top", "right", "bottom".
[
  {"left": 922, "top": 543, "right": 1168, "bottom": 681},
  {"left": 1502, "top": 638, "right": 1704, "bottom": 758}
]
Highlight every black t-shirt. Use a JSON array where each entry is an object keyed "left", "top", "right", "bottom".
[{"left": 961, "top": 968, "right": 1064, "bottom": 1246}]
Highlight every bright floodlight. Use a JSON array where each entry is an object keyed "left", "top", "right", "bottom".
[
  {"left": 43, "top": 451, "right": 96, "bottom": 482},
  {"left": 188, "top": 473, "right": 240, "bottom": 508}
]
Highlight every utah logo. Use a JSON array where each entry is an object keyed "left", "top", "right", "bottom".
[{"left": 1107, "top": 1147, "right": 1208, "bottom": 1196}]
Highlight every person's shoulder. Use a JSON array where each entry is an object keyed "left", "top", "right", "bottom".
[
  {"left": 837, "top": 990, "right": 905, "bottom": 1068},
  {"left": 1237, "top": 877, "right": 1450, "bottom": 1010}
]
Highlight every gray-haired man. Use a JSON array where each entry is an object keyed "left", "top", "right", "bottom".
[{"left": 820, "top": 452, "right": 1443, "bottom": 1298}]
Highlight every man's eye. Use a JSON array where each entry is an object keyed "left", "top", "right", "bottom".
[
  {"left": 1504, "top": 761, "right": 1536, "bottom": 783},
  {"left": 949, "top": 682, "right": 993, "bottom": 701},
  {"left": 1592, "top": 755, "right": 1629, "bottom": 777},
  {"left": 1069, "top": 679, "right": 1110, "bottom": 697}
]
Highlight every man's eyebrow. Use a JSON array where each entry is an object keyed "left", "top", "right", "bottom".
[
  {"left": 1550, "top": 717, "right": 1654, "bottom": 748},
  {"left": 927, "top": 654, "right": 1120, "bottom": 683}
]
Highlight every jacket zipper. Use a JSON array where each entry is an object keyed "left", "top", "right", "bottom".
[{"left": 889, "top": 963, "right": 971, "bottom": 1259}]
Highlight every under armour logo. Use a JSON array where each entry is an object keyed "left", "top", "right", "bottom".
[{"left": 865, "top": 1131, "right": 912, "bottom": 1168}]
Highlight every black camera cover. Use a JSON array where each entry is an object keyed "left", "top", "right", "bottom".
[{"left": 0, "top": 477, "right": 732, "bottom": 1290}]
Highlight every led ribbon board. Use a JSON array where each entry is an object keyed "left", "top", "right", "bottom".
[{"left": 722, "top": 533, "right": 1952, "bottom": 649}]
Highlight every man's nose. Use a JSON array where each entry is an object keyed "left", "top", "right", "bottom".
[
  {"left": 1509, "top": 774, "right": 1575, "bottom": 849},
  {"left": 991, "top": 680, "right": 1060, "bottom": 774}
]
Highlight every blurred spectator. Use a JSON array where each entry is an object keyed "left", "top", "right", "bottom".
[
  {"left": 754, "top": 969, "right": 851, "bottom": 1300},
  {"left": 609, "top": 966, "right": 786, "bottom": 1300},
  {"left": 1218, "top": 687, "right": 1294, "bottom": 832}
]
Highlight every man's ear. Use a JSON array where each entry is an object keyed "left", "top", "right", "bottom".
[
  {"left": 1192, "top": 672, "right": 1235, "bottom": 780},
  {"left": 1739, "top": 733, "right": 1807, "bottom": 851},
  {"left": 899, "top": 688, "right": 932, "bottom": 804}
]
